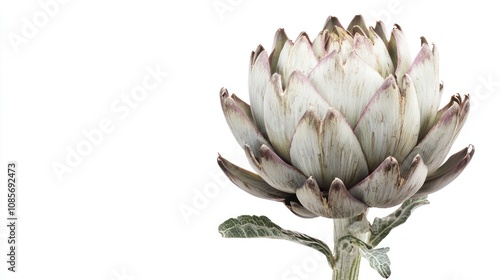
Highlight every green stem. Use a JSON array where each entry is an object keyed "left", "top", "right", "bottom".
[{"left": 332, "top": 213, "right": 369, "bottom": 280}]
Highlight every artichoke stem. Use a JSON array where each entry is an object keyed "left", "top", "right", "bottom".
[{"left": 332, "top": 213, "right": 368, "bottom": 280}]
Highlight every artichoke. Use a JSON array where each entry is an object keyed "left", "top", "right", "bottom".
[{"left": 217, "top": 15, "right": 474, "bottom": 219}]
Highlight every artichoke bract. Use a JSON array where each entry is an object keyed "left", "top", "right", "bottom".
[{"left": 218, "top": 15, "right": 474, "bottom": 219}]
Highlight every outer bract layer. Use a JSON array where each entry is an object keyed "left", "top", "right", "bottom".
[{"left": 218, "top": 15, "right": 474, "bottom": 219}]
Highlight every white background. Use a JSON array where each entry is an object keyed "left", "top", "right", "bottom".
[{"left": 1, "top": 1, "right": 498, "bottom": 280}]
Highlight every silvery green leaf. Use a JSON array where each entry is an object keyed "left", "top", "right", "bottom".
[
  {"left": 341, "top": 236, "right": 391, "bottom": 278},
  {"left": 219, "top": 215, "right": 334, "bottom": 268},
  {"left": 370, "top": 196, "right": 429, "bottom": 247},
  {"left": 361, "top": 246, "right": 391, "bottom": 279},
  {"left": 338, "top": 236, "right": 391, "bottom": 278}
]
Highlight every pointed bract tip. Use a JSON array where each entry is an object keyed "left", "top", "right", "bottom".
[
  {"left": 220, "top": 87, "right": 229, "bottom": 98},
  {"left": 393, "top": 23, "right": 403, "bottom": 31},
  {"left": 274, "top": 28, "right": 289, "bottom": 42},
  {"left": 420, "top": 36, "right": 428, "bottom": 46},
  {"left": 250, "top": 45, "right": 266, "bottom": 64},
  {"left": 329, "top": 178, "right": 344, "bottom": 191},
  {"left": 323, "top": 16, "right": 344, "bottom": 32},
  {"left": 296, "top": 32, "right": 312, "bottom": 44},
  {"left": 305, "top": 176, "right": 317, "bottom": 188},
  {"left": 467, "top": 144, "right": 475, "bottom": 155},
  {"left": 411, "top": 154, "right": 423, "bottom": 166}
]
